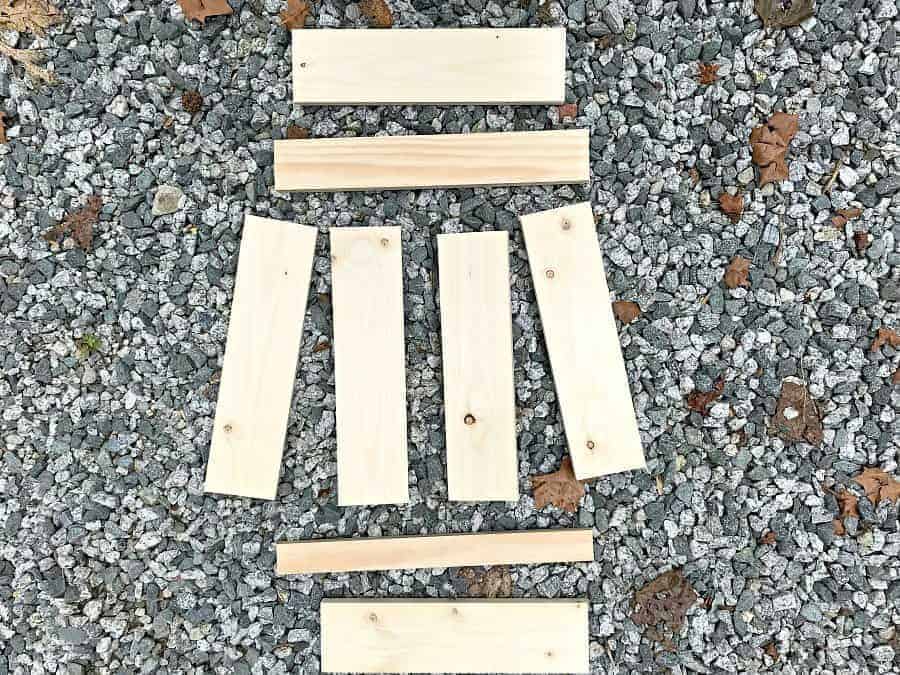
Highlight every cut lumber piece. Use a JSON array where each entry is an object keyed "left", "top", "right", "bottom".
[
  {"left": 275, "top": 528, "right": 593, "bottom": 575},
  {"left": 291, "top": 27, "right": 566, "bottom": 105},
  {"left": 520, "top": 202, "right": 646, "bottom": 480},
  {"left": 438, "top": 232, "right": 518, "bottom": 501},
  {"left": 273, "top": 129, "right": 589, "bottom": 192},
  {"left": 320, "top": 599, "right": 590, "bottom": 673},
  {"left": 204, "top": 215, "right": 317, "bottom": 500},
  {"left": 330, "top": 227, "right": 408, "bottom": 505}
]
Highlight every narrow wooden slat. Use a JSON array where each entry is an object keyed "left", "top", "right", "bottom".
[
  {"left": 520, "top": 202, "right": 646, "bottom": 480},
  {"left": 330, "top": 227, "right": 408, "bottom": 505},
  {"left": 292, "top": 27, "right": 565, "bottom": 105},
  {"left": 273, "top": 129, "right": 589, "bottom": 192},
  {"left": 438, "top": 232, "right": 518, "bottom": 501},
  {"left": 204, "top": 215, "right": 317, "bottom": 500},
  {"left": 321, "top": 599, "right": 590, "bottom": 673},
  {"left": 276, "top": 529, "right": 593, "bottom": 575}
]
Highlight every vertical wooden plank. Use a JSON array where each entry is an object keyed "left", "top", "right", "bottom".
[
  {"left": 438, "top": 232, "right": 518, "bottom": 501},
  {"left": 330, "top": 227, "right": 408, "bottom": 505},
  {"left": 520, "top": 202, "right": 646, "bottom": 480},
  {"left": 204, "top": 215, "right": 317, "bottom": 500}
]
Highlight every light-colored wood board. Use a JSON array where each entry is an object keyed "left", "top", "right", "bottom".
[
  {"left": 438, "top": 232, "right": 518, "bottom": 501},
  {"left": 276, "top": 529, "right": 593, "bottom": 575},
  {"left": 330, "top": 227, "right": 408, "bottom": 505},
  {"left": 291, "top": 27, "right": 565, "bottom": 105},
  {"left": 321, "top": 599, "right": 589, "bottom": 673},
  {"left": 204, "top": 215, "right": 317, "bottom": 500},
  {"left": 520, "top": 202, "right": 646, "bottom": 480},
  {"left": 273, "top": 129, "right": 589, "bottom": 192}
]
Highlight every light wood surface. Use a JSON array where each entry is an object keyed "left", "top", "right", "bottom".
[
  {"left": 330, "top": 227, "right": 408, "bottom": 505},
  {"left": 273, "top": 129, "right": 589, "bottom": 191},
  {"left": 291, "top": 27, "right": 566, "bottom": 105},
  {"left": 276, "top": 529, "right": 593, "bottom": 575},
  {"left": 204, "top": 215, "right": 317, "bottom": 500},
  {"left": 520, "top": 203, "right": 646, "bottom": 480},
  {"left": 438, "top": 232, "right": 518, "bottom": 501},
  {"left": 320, "top": 599, "right": 589, "bottom": 673}
]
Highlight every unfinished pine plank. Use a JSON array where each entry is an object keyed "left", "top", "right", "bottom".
[
  {"left": 292, "top": 28, "right": 565, "bottom": 105},
  {"left": 330, "top": 227, "right": 408, "bottom": 505},
  {"left": 276, "top": 529, "right": 593, "bottom": 575},
  {"left": 321, "top": 599, "right": 590, "bottom": 673},
  {"left": 520, "top": 202, "right": 646, "bottom": 480},
  {"left": 273, "top": 129, "right": 589, "bottom": 192},
  {"left": 438, "top": 232, "right": 518, "bottom": 501},
  {"left": 203, "top": 215, "right": 317, "bottom": 500}
]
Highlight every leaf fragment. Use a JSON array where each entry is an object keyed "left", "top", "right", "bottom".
[
  {"left": 631, "top": 569, "right": 698, "bottom": 638},
  {"left": 0, "top": 111, "right": 6, "bottom": 144},
  {"left": 177, "top": 0, "right": 233, "bottom": 24},
  {"left": 531, "top": 456, "right": 585, "bottom": 513},
  {"left": 853, "top": 467, "right": 900, "bottom": 506},
  {"left": 871, "top": 327, "right": 900, "bottom": 352},
  {"left": 697, "top": 62, "right": 719, "bottom": 85},
  {"left": 723, "top": 255, "right": 750, "bottom": 289},
  {"left": 763, "top": 642, "right": 780, "bottom": 661},
  {"left": 772, "top": 380, "right": 823, "bottom": 446},
  {"left": 829, "top": 486, "right": 858, "bottom": 535},
  {"left": 359, "top": 0, "right": 391, "bottom": 27},
  {"left": 853, "top": 230, "right": 870, "bottom": 256},
  {"left": 286, "top": 124, "right": 310, "bottom": 139},
  {"left": 719, "top": 191, "right": 743, "bottom": 223},
  {"left": 755, "top": 0, "right": 815, "bottom": 29},
  {"left": 181, "top": 89, "right": 203, "bottom": 114},
  {"left": 0, "top": 0, "right": 62, "bottom": 35},
  {"left": 759, "top": 531, "right": 776, "bottom": 545},
  {"left": 458, "top": 566, "right": 512, "bottom": 598},
  {"left": 280, "top": 0, "right": 311, "bottom": 29},
  {"left": 612, "top": 300, "right": 641, "bottom": 325},
  {"left": 557, "top": 103, "right": 577, "bottom": 119},
  {"left": 750, "top": 112, "right": 799, "bottom": 185},
  {"left": 43, "top": 195, "right": 102, "bottom": 251},
  {"left": 686, "top": 376, "right": 724, "bottom": 416}
]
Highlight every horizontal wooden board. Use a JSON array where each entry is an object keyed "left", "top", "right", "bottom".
[
  {"left": 438, "top": 232, "right": 518, "bottom": 501},
  {"left": 276, "top": 529, "right": 593, "bottom": 575},
  {"left": 273, "top": 129, "right": 589, "bottom": 191},
  {"left": 204, "top": 215, "right": 317, "bottom": 500},
  {"left": 291, "top": 27, "right": 565, "bottom": 105},
  {"left": 321, "top": 599, "right": 589, "bottom": 673},
  {"left": 520, "top": 202, "right": 646, "bottom": 480},
  {"left": 330, "top": 227, "right": 408, "bottom": 505}
]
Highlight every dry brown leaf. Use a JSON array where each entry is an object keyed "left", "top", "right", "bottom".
[
  {"left": 755, "top": 0, "right": 814, "bottom": 29},
  {"left": 0, "top": 42, "right": 55, "bottom": 83},
  {"left": 557, "top": 103, "right": 577, "bottom": 119},
  {"left": 280, "top": 0, "right": 310, "bottom": 29},
  {"left": 0, "top": 111, "right": 6, "bottom": 144},
  {"left": 359, "top": 0, "right": 391, "bottom": 27},
  {"left": 893, "top": 368, "right": 900, "bottom": 385},
  {"left": 758, "top": 158, "right": 790, "bottom": 185},
  {"left": 750, "top": 112, "right": 799, "bottom": 185},
  {"left": 531, "top": 456, "right": 585, "bottom": 513},
  {"left": 612, "top": 300, "right": 641, "bottom": 325},
  {"left": 853, "top": 230, "right": 870, "bottom": 256},
  {"left": 763, "top": 642, "right": 780, "bottom": 661},
  {"left": 44, "top": 195, "right": 102, "bottom": 251},
  {"left": 178, "top": 0, "right": 233, "bottom": 24},
  {"left": 458, "top": 567, "right": 512, "bottom": 598},
  {"left": 759, "top": 531, "right": 776, "bottom": 545},
  {"left": 686, "top": 376, "right": 724, "bottom": 416},
  {"left": 853, "top": 468, "right": 900, "bottom": 506},
  {"left": 871, "top": 327, "right": 900, "bottom": 352},
  {"left": 723, "top": 256, "right": 750, "bottom": 289},
  {"left": 0, "top": 0, "right": 61, "bottom": 35},
  {"left": 286, "top": 124, "right": 310, "bottom": 139},
  {"left": 831, "top": 207, "right": 862, "bottom": 228},
  {"left": 312, "top": 339, "right": 330, "bottom": 353},
  {"left": 772, "top": 380, "right": 823, "bottom": 446},
  {"left": 830, "top": 487, "right": 858, "bottom": 536},
  {"left": 631, "top": 569, "right": 697, "bottom": 639},
  {"left": 181, "top": 90, "right": 203, "bottom": 114},
  {"left": 767, "top": 111, "right": 800, "bottom": 142},
  {"left": 719, "top": 192, "right": 743, "bottom": 223},
  {"left": 697, "top": 62, "right": 719, "bottom": 85}
]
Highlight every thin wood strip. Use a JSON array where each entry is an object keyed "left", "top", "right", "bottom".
[
  {"left": 320, "top": 599, "right": 590, "bottom": 673},
  {"left": 291, "top": 27, "right": 566, "bottom": 105},
  {"left": 520, "top": 202, "right": 646, "bottom": 480},
  {"left": 275, "top": 529, "right": 593, "bottom": 575},
  {"left": 204, "top": 215, "right": 317, "bottom": 500},
  {"left": 273, "top": 129, "right": 589, "bottom": 192}
]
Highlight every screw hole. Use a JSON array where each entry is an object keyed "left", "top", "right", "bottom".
[
  {"left": 368, "top": 613, "right": 378, "bottom": 623},
  {"left": 464, "top": 414, "right": 476, "bottom": 426},
  {"left": 223, "top": 424, "right": 233, "bottom": 433},
  {"left": 380, "top": 237, "right": 390, "bottom": 248},
  {"left": 561, "top": 218, "right": 571, "bottom": 230},
  {"left": 300, "top": 62, "right": 307, "bottom": 68},
  {"left": 586, "top": 440, "right": 595, "bottom": 450},
  {"left": 545, "top": 268, "right": 555, "bottom": 279}
]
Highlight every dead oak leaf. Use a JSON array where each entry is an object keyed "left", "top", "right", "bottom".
[
  {"left": 531, "top": 456, "right": 585, "bottom": 513},
  {"left": 178, "top": 0, "right": 233, "bottom": 24},
  {"left": 557, "top": 103, "right": 577, "bottom": 119},
  {"left": 763, "top": 642, "right": 780, "bottom": 661},
  {"left": 755, "top": 0, "right": 814, "bottom": 29},
  {"left": 893, "top": 368, "right": 900, "bottom": 385},
  {"left": 772, "top": 380, "right": 823, "bottom": 446},
  {"left": 312, "top": 339, "right": 330, "bottom": 353},
  {"left": 686, "top": 376, "right": 724, "bottom": 416},
  {"left": 359, "top": 0, "right": 391, "bottom": 27},
  {"left": 829, "top": 486, "right": 859, "bottom": 536},
  {"left": 286, "top": 124, "right": 310, "bottom": 139},
  {"left": 750, "top": 112, "right": 799, "bottom": 185},
  {"left": 0, "top": 0, "right": 62, "bottom": 35},
  {"left": 458, "top": 566, "right": 512, "bottom": 598},
  {"left": 280, "top": 0, "right": 310, "bottom": 29},
  {"left": 43, "top": 195, "right": 102, "bottom": 251},
  {"left": 631, "top": 569, "right": 698, "bottom": 637},
  {"left": 853, "top": 230, "right": 870, "bottom": 256},
  {"left": 871, "top": 327, "right": 900, "bottom": 352},
  {"left": 853, "top": 468, "right": 900, "bottom": 506},
  {"left": 612, "top": 300, "right": 641, "bottom": 325},
  {"left": 697, "top": 62, "right": 719, "bottom": 85},
  {"left": 723, "top": 255, "right": 750, "bottom": 289},
  {"left": 719, "top": 192, "right": 743, "bottom": 223},
  {"left": 831, "top": 207, "right": 862, "bottom": 228}
]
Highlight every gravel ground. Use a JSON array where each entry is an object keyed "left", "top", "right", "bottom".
[{"left": 2, "top": 0, "right": 900, "bottom": 673}]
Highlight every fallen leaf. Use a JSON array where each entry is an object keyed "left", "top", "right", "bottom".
[
  {"left": 871, "top": 327, "right": 900, "bottom": 352},
  {"left": 178, "top": 0, "right": 233, "bottom": 24},
  {"left": 594, "top": 34, "right": 616, "bottom": 50},
  {"left": 828, "top": 485, "right": 859, "bottom": 536},
  {"left": 697, "top": 62, "right": 719, "bottom": 85},
  {"left": 0, "top": 0, "right": 61, "bottom": 35},
  {"left": 458, "top": 567, "right": 512, "bottom": 598},
  {"left": 759, "top": 531, "right": 776, "bottom": 545},
  {"left": 750, "top": 112, "right": 799, "bottom": 185},
  {"left": 893, "top": 368, "right": 900, "bottom": 385},
  {"left": 531, "top": 456, "right": 585, "bottom": 513},
  {"left": 312, "top": 339, "right": 330, "bottom": 353},
  {"left": 181, "top": 90, "right": 203, "bottom": 114},
  {"left": 755, "top": 0, "right": 814, "bottom": 29},
  {"left": 688, "top": 167, "right": 701, "bottom": 185},
  {"left": 0, "top": 111, "right": 6, "bottom": 143},
  {"left": 772, "top": 380, "right": 823, "bottom": 446},
  {"left": 0, "top": 42, "right": 55, "bottom": 83},
  {"left": 612, "top": 300, "right": 641, "bottom": 325},
  {"left": 631, "top": 569, "right": 698, "bottom": 637},
  {"left": 758, "top": 158, "right": 789, "bottom": 185},
  {"left": 316, "top": 486, "right": 331, "bottom": 500},
  {"left": 853, "top": 468, "right": 900, "bottom": 506},
  {"left": 557, "top": 103, "right": 577, "bottom": 119},
  {"left": 763, "top": 641, "right": 780, "bottom": 661},
  {"left": 286, "top": 124, "right": 310, "bottom": 139},
  {"left": 853, "top": 230, "right": 870, "bottom": 256},
  {"left": 359, "top": 0, "right": 391, "bottom": 27},
  {"left": 723, "top": 256, "right": 750, "bottom": 289},
  {"left": 831, "top": 207, "right": 862, "bottom": 228},
  {"left": 44, "top": 195, "right": 102, "bottom": 251},
  {"left": 686, "top": 376, "right": 724, "bottom": 416},
  {"left": 719, "top": 192, "right": 743, "bottom": 223},
  {"left": 767, "top": 111, "right": 800, "bottom": 142},
  {"left": 280, "top": 0, "right": 310, "bottom": 29}
]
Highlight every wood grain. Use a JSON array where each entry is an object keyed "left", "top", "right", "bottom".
[
  {"left": 276, "top": 529, "right": 593, "bottom": 575},
  {"left": 204, "top": 215, "right": 317, "bottom": 500},
  {"left": 330, "top": 227, "right": 408, "bottom": 505},
  {"left": 438, "top": 232, "right": 518, "bottom": 501},
  {"left": 320, "top": 599, "right": 589, "bottom": 673},
  {"left": 520, "top": 202, "right": 646, "bottom": 480},
  {"left": 273, "top": 129, "right": 589, "bottom": 191},
  {"left": 291, "top": 27, "right": 565, "bottom": 105}
]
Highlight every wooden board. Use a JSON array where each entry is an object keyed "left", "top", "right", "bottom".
[
  {"left": 291, "top": 28, "right": 566, "bottom": 105},
  {"left": 438, "top": 232, "right": 518, "bottom": 501},
  {"left": 273, "top": 129, "right": 589, "bottom": 191},
  {"left": 276, "top": 529, "right": 593, "bottom": 575},
  {"left": 330, "top": 227, "right": 408, "bottom": 505},
  {"left": 520, "top": 202, "right": 646, "bottom": 480},
  {"left": 203, "top": 215, "right": 317, "bottom": 500},
  {"left": 320, "top": 599, "right": 590, "bottom": 673}
]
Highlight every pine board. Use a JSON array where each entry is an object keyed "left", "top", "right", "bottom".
[
  {"left": 273, "top": 129, "right": 589, "bottom": 191},
  {"left": 203, "top": 215, "right": 317, "bottom": 500},
  {"left": 520, "top": 202, "right": 646, "bottom": 480},
  {"left": 438, "top": 232, "right": 518, "bottom": 501},
  {"left": 276, "top": 529, "right": 593, "bottom": 575},
  {"left": 291, "top": 27, "right": 566, "bottom": 105},
  {"left": 330, "top": 227, "right": 408, "bottom": 505}
]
